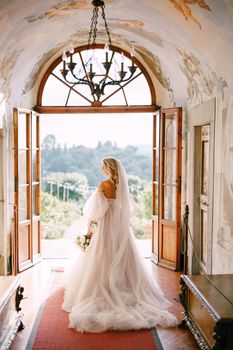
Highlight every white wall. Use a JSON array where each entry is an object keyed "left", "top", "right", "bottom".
[
  {"left": 212, "top": 93, "right": 233, "bottom": 273},
  {"left": 186, "top": 92, "right": 233, "bottom": 275}
]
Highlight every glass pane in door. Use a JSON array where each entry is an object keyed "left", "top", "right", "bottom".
[
  {"left": 164, "top": 149, "right": 176, "bottom": 185},
  {"left": 202, "top": 139, "right": 209, "bottom": 195},
  {"left": 19, "top": 186, "right": 28, "bottom": 221},
  {"left": 163, "top": 185, "right": 176, "bottom": 220},
  {"left": 19, "top": 150, "right": 27, "bottom": 184},
  {"left": 18, "top": 113, "right": 27, "bottom": 149},
  {"left": 32, "top": 114, "right": 38, "bottom": 149},
  {"left": 164, "top": 113, "right": 177, "bottom": 148},
  {"left": 32, "top": 184, "right": 39, "bottom": 216}
]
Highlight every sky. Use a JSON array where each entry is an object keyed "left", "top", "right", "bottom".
[{"left": 41, "top": 113, "right": 153, "bottom": 148}]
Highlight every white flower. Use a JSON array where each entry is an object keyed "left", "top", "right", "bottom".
[
  {"left": 80, "top": 235, "right": 86, "bottom": 244},
  {"left": 75, "top": 233, "right": 92, "bottom": 252}
]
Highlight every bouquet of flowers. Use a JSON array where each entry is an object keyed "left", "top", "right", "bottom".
[
  {"left": 75, "top": 234, "right": 91, "bottom": 252},
  {"left": 75, "top": 221, "right": 97, "bottom": 252}
]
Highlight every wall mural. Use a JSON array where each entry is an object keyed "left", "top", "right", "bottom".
[
  {"left": 177, "top": 45, "right": 233, "bottom": 272},
  {"left": 136, "top": 46, "right": 174, "bottom": 103},
  {"left": 109, "top": 19, "right": 164, "bottom": 48},
  {"left": 218, "top": 180, "right": 233, "bottom": 252},
  {"left": 185, "top": 54, "right": 233, "bottom": 271},
  {"left": 24, "top": 0, "right": 111, "bottom": 23},
  {"left": 169, "top": 0, "right": 211, "bottom": 29},
  {"left": 177, "top": 47, "right": 228, "bottom": 105},
  {"left": 0, "top": 49, "right": 23, "bottom": 101},
  {"left": 22, "top": 42, "right": 68, "bottom": 95},
  {"left": 213, "top": 92, "right": 233, "bottom": 273},
  {"left": 219, "top": 94, "right": 233, "bottom": 257}
]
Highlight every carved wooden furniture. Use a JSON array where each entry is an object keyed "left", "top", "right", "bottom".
[
  {"left": 0, "top": 276, "right": 24, "bottom": 350},
  {"left": 179, "top": 274, "right": 233, "bottom": 350}
]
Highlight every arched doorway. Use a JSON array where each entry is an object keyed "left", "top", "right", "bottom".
[{"left": 13, "top": 45, "right": 182, "bottom": 272}]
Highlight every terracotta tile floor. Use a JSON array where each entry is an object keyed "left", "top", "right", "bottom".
[{"left": 10, "top": 258, "right": 199, "bottom": 350}]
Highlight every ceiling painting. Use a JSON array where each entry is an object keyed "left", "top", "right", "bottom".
[
  {"left": 109, "top": 19, "right": 164, "bottom": 47},
  {"left": 169, "top": 0, "right": 211, "bottom": 29},
  {"left": 24, "top": 0, "right": 112, "bottom": 23},
  {"left": 136, "top": 46, "right": 174, "bottom": 102}
]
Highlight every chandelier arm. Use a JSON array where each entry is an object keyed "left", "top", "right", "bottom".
[
  {"left": 101, "top": 72, "right": 142, "bottom": 103},
  {"left": 62, "top": 74, "right": 94, "bottom": 88},
  {"left": 99, "top": 70, "right": 138, "bottom": 95},
  {"left": 63, "top": 76, "right": 97, "bottom": 98}
]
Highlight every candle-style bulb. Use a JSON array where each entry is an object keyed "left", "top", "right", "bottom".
[
  {"left": 62, "top": 50, "right": 68, "bottom": 62},
  {"left": 69, "top": 44, "right": 74, "bottom": 54},
  {"left": 104, "top": 42, "right": 109, "bottom": 52},
  {"left": 130, "top": 46, "right": 136, "bottom": 57}
]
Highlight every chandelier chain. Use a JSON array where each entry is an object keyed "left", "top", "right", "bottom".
[
  {"left": 101, "top": 3, "right": 112, "bottom": 46},
  {"left": 88, "top": 6, "right": 99, "bottom": 47}
]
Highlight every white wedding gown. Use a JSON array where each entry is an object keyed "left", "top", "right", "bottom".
[{"left": 62, "top": 189, "right": 178, "bottom": 333}]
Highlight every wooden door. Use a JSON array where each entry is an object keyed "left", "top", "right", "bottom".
[
  {"left": 13, "top": 108, "right": 41, "bottom": 273},
  {"left": 152, "top": 108, "right": 182, "bottom": 270}
]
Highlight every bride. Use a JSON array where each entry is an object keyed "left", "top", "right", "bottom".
[{"left": 62, "top": 157, "right": 177, "bottom": 332}]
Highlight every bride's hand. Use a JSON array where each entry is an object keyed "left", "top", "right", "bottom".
[{"left": 87, "top": 231, "right": 93, "bottom": 238}]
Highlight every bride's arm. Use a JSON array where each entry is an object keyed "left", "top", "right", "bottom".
[
  {"left": 86, "top": 182, "right": 104, "bottom": 237},
  {"left": 83, "top": 184, "right": 109, "bottom": 235}
]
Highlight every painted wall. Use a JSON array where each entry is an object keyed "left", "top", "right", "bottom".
[
  {"left": 212, "top": 92, "right": 233, "bottom": 273},
  {"left": 185, "top": 69, "right": 233, "bottom": 274},
  {"left": 0, "top": 0, "right": 233, "bottom": 274}
]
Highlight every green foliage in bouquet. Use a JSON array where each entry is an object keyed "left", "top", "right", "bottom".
[{"left": 75, "top": 234, "right": 91, "bottom": 252}]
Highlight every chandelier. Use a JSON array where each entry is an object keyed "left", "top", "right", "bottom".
[{"left": 60, "top": 0, "right": 137, "bottom": 103}]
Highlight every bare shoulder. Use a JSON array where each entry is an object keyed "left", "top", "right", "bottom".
[
  {"left": 97, "top": 180, "right": 116, "bottom": 198},
  {"left": 97, "top": 180, "right": 106, "bottom": 192}
]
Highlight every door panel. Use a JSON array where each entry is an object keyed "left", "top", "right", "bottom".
[
  {"left": 200, "top": 124, "right": 210, "bottom": 270},
  {"left": 152, "top": 114, "right": 160, "bottom": 263},
  {"left": 31, "top": 111, "right": 41, "bottom": 263},
  {"left": 152, "top": 108, "right": 182, "bottom": 270},
  {"left": 13, "top": 108, "right": 41, "bottom": 273}
]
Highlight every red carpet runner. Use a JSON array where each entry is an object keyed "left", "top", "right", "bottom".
[{"left": 28, "top": 273, "right": 163, "bottom": 350}]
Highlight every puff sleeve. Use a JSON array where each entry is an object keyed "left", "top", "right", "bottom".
[{"left": 83, "top": 191, "right": 109, "bottom": 222}]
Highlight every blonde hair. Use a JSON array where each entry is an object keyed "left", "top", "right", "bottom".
[{"left": 103, "top": 157, "right": 119, "bottom": 190}]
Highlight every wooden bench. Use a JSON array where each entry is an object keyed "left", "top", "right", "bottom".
[
  {"left": 0, "top": 276, "right": 24, "bottom": 350},
  {"left": 179, "top": 274, "right": 233, "bottom": 350}
]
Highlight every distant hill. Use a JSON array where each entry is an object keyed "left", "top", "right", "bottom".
[
  {"left": 41, "top": 137, "right": 152, "bottom": 186},
  {"left": 134, "top": 145, "right": 152, "bottom": 155}
]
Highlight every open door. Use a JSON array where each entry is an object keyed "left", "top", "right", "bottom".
[
  {"left": 13, "top": 108, "right": 41, "bottom": 273},
  {"left": 152, "top": 108, "right": 182, "bottom": 270}
]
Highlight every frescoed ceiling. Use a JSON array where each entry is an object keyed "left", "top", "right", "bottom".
[{"left": 0, "top": 0, "right": 233, "bottom": 107}]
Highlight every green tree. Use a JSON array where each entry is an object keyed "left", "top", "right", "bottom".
[
  {"left": 141, "top": 183, "right": 152, "bottom": 219},
  {"left": 128, "top": 175, "right": 147, "bottom": 203},
  {"left": 41, "top": 192, "right": 81, "bottom": 239},
  {"left": 43, "top": 172, "right": 88, "bottom": 201},
  {"left": 41, "top": 134, "right": 56, "bottom": 150},
  {"left": 41, "top": 134, "right": 152, "bottom": 186}
]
